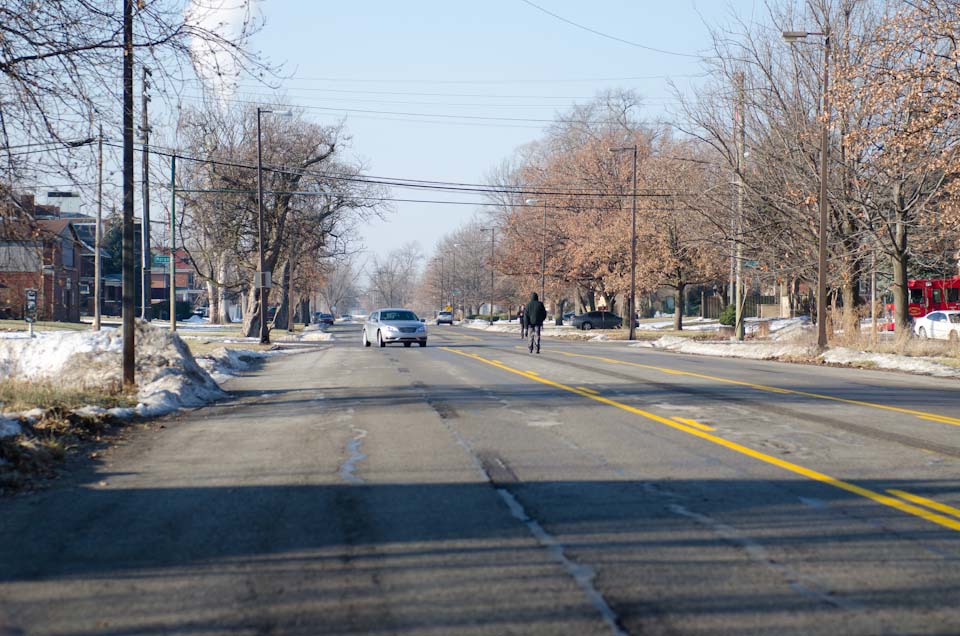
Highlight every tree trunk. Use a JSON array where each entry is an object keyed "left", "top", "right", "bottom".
[
  {"left": 241, "top": 287, "right": 263, "bottom": 338},
  {"left": 673, "top": 282, "right": 686, "bottom": 331},
  {"left": 892, "top": 191, "right": 910, "bottom": 339},
  {"left": 300, "top": 297, "right": 311, "bottom": 326},
  {"left": 216, "top": 258, "right": 232, "bottom": 324},
  {"left": 273, "top": 260, "right": 291, "bottom": 331},
  {"left": 841, "top": 279, "right": 860, "bottom": 335},
  {"left": 206, "top": 279, "right": 219, "bottom": 324}
]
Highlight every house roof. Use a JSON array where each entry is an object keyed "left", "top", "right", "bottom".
[{"left": 36, "top": 219, "right": 80, "bottom": 243}]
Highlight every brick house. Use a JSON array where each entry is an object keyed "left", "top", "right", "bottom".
[{"left": 0, "top": 218, "right": 82, "bottom": 321}]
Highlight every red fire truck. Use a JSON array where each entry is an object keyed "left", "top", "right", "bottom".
[{"left": 881, "top": 276, "right": 960, "bottom": 330}]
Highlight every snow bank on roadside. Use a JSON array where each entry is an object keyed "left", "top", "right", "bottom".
[
  {"left": 0, "top": 322, "right": 228, "bottom": 435},
  {"left": 635, "top": 336, "right": 815, "bottom": 360},
  {"left": 822, "top": 347, "right": 960, "bottom": 378},
  {"left": 635, "top": 335, "right": 960, "bottom": 378}
]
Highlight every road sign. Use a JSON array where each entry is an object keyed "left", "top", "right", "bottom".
[
  {"left": 24, "top": 289, "right": 37, "bottom": 323},
  {"left": 153, "top": 255, "right": 170, "bottom": 265},
  {"left": 254, "top": 271, "right": 272, "bottom": 289}
]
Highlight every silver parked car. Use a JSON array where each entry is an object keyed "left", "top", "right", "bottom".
[{"left": 363, "top": 308, "right": 428, "bottom": 348}]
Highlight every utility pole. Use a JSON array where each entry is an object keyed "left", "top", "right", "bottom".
[
  {"left": 871, "top": 247, "right": 878, "bottom": 346},
  {"left": 609, "top": 146, "right": 638, "bottom": 340},
  {"left": 169, "top": 155, "right": 176, "bottom": 332},
  {"left": 734, "top": 71, "right": 746, "bottom": 341},
  {"left": 93, "top": 125, "right": 103, "bottom": 331},
  {"left": 816, "top": 30, "right": 832, "bottom": 349},
  {"left": 140, "top": 66, "right": 152, "bottom": 321},
  {"left": 121, "top": 0, "right": 135, "bottom": 387}
]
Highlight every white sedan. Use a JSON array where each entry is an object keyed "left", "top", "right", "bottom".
[{"left": 913, "top": 310, "right": 960, "bottom": 341}]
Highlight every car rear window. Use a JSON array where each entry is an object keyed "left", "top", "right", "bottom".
[{"left": 382, "top": 311, "right": 418, "bottom": 321}]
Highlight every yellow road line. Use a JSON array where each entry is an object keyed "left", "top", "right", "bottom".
[
  {"left": 441, "top": 346, "right": 960, "bottom": 533},
  {"left": 577, "top": 386, "right": 600, "bottom": 395},
  {"left": 555, "top": 350, "right": 960, "bottom": 427},
  {"left": 887, "top": 489, "right": 960, "bottom": 519},
  {"left": 672, "top": 416, "right": 716, "bottom": 431},
  {"left": 456, "top": 334, "right": 482, "bottom": 341},
  {"left": 919, "top": 415, "right": 960, "bottom": 426}
]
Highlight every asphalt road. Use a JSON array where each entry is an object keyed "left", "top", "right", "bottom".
[{"left": 2, "top": 322, "right": 959, "bottom": 636}]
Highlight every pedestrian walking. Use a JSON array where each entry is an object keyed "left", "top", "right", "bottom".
[
  {"left": 518, "top": 304, "right": 528, "bottom": 338},
  {"left": 524, "top": 292, "right": 547, "bottom": 354}
]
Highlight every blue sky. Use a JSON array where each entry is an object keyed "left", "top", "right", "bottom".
[{"left": 236, "top": 0, "right": 763, "bottom": 260}]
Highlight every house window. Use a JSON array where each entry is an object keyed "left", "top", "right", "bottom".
[{"left": 62, "top": 239, "right": 75, "bottom": 267}]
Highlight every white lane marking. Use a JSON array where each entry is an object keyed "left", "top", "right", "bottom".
[
  {"left": 668, "top": 503, "right": 864, "bottom": 611},
  {"left": 442, "top": 425, "right": 626, "bottom": 636},
  {"left": 499, "top": 489, "right": 627, "bottom": 636},
  {"left": 338, "top": 427, "right": 368, "bottom": 484}
]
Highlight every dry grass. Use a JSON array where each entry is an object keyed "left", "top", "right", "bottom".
[
  {"left": 830, "top": 328, "right": 960, "bottom": 360},
  {"left": 0, "top": 319, "right": 90, "bottom": 333},
  {"left": 183, "top": 339, "right": 276, "bottom": 357},
  {"left": 0, "top": 379, "right": 136, "bottom": 413}
]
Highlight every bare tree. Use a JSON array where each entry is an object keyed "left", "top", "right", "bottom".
[
  {"left": 176, "top": 103, "right": 385, "bottom": 338},
  {"left": 0, "top": 0, "right": 269, "bottom": 211},
  {"left": 368, "top": 243, "right": 423, "bottom": 309}
]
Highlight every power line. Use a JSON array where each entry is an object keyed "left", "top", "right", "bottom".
[
  {"left": 517, "top": 0, "right": 708, "bottom": 59},
  {"left": 111, "top": 140, "right": 704, "bottom": 198}
]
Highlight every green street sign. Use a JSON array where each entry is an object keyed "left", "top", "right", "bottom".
[{"left": 153, "top": 255, "right": 170, "bottom": 265}]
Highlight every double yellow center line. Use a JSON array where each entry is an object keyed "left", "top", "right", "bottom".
[
  {"left": 554, "top": 350, "right": 960, "bottom": 428},
  {"left": 442, "top": 346, "right": 960, "bottom": 532}
]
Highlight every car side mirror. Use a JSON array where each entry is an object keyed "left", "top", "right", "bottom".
[{"left": 421, "top": 318, "right": 426, "bottom": 323}]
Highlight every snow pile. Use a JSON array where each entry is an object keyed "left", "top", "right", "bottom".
[
  {"left": 636, "top": 336, "right": 815, "bottom": 360},
  {"left": 298, "top": 326, "right": 335, "bottom": 342},
  {"left": 0, "top": 322, "right": 226, "bottom": 428},
  {"left": 194, "top": 347, "right": 276, "bottom": 384},
  {"left": 822, "top": 348, "right": 960, "bottom": 378}
]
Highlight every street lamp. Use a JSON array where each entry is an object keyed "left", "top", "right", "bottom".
[
  {"left": 432, "top": 256, "right": 444, "bottom": 311},
  {"left": 256, "top": 107, "right": 291, "bottom": 345},
  {"left": 451, "top": 243, "right": 459, "bottom": 320},
  {"left": 610, "top": 145, "right": 638, "bottom": 341},
  {"left": 480, "top": 227, "right": 495, "bottom": 320},
  {"left": 783, "top": 28, "right": 830, "bottom": 349},
  {"left": 524, "top": 198, "right": 547, "bottom": 301}
]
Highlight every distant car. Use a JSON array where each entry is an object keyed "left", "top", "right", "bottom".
[
  {"left": 436, "top": 311, "right": 454, "bottom": 325},
  {"left": 913, "top": 310, "right": 960, "bottom": 341},
  {"left": 314, "top": 312, "right": 335, "bottom": 326},
  {"left": 363, "top": 308, "right": 428, "bottom": 347},
  {"left": 571, "top": 310, "right": 623, "bottom": 330}
]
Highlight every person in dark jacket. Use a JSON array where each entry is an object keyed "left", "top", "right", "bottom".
[
  {"left": 523, "top": 292, "right": 547, "bottom": 353},
  {"left": 518, "top": 304, "right": 528, "bottom": 338}
]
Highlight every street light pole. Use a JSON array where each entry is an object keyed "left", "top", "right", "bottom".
[
  {"left": 255, "top": 107, "right": 292, "bottom": 345},
  {"left": 610, "top": 145, "right": 638, "bottom": 340},
  {"left": 783, "top": 28, "right": 831, "bottom": 349},
  {"left": 481, "top": 228, "right": 495, "bottom": 319},
  {"left": 256, "top": 107, "right": 269, "bottom": 345}
]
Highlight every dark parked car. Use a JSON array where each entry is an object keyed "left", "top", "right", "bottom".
[
  {"left": 314, "top": 312, "right": 335, "bottom": 325},
  {"left": 571, "top": 310, "right": 623, "bottom": 330}
]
